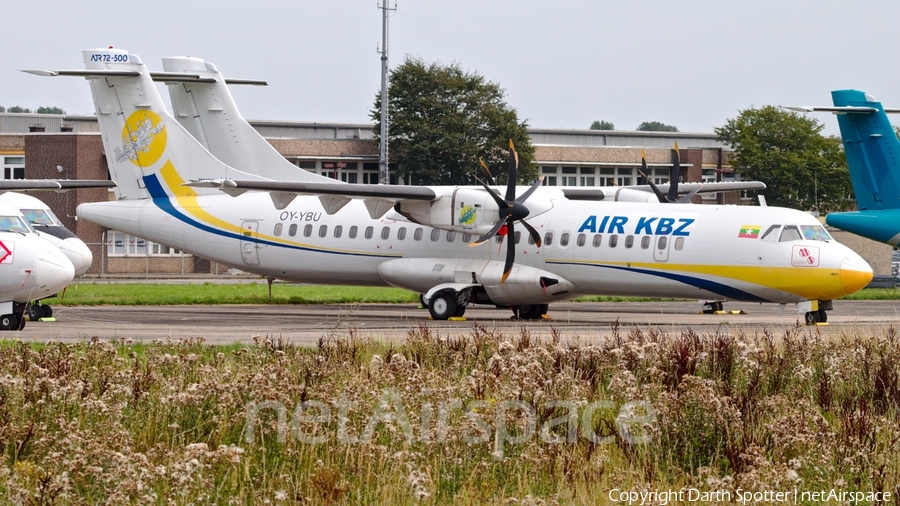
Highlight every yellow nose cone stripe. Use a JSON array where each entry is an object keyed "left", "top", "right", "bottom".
[{"left": 841, "top": 267, "right": 873, "bottom": 295}]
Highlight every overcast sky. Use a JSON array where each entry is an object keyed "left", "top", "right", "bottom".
[{"left": 4, "top": 0, "right": 900, "bottom": 137}]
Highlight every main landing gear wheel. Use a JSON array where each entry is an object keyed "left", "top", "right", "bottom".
[
  {"left": 428, "top": 291, "right": 458, "bottom": 321},
  {"left": 805, "top": 309, "right": 828, "bottom": 325},
  {"left": 702, "top": 301, "right": 724, "bottom": 314},
  {"left": 0, "top": 314, "right": 22, "bottom": 331},
  {"left": 512, "top": 304, "right": 549, "bottom": 320}
]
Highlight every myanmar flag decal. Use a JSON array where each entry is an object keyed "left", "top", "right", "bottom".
[{"left": 738, "top": 225, "right": 761, "bottom": 239}]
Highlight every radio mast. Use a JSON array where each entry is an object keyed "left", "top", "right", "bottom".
[{"left": 378, "top": 1, "right": 396, "bottom": 185}]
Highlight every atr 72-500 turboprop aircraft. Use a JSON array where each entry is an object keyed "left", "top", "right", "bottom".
[
  {"left": 25, "top": 48, "right": 873, "bottom": 324},
  {"left": 787, "top": 90, "right": 900, "bottom": 247}
]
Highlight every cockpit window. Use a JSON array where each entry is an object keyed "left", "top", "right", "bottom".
[
  {"left": 0, "top": 215, "right": 33, "bottom": 234},
  {"left": 779, "top": 225, "right": 803, "bottom": 242},
  {"left": 19, "top": 208, "right": 59, "bottom": 226},
  {"left": 800, "top": 224, "right": 832, "bottom": 241},
  {"left": 760, "top": 225, "right": 780, "bottom": 242}
]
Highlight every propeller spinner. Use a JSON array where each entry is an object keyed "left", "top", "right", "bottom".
[{"left": 470, "top": 140, "right": 543, "bottom": 282}]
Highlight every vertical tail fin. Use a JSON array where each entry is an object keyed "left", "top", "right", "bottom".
[
  {"left": 831, "top": 89, "right": 900, "bottom": 211},
  {"left": 33, "top": 48, "right": 268, "bottom": 201},
  {"left": 159, "top": 56, "right": 335, "bottom": 183}
]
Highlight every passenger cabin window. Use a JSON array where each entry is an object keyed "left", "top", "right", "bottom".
[
  {"left": 544, "top": 232, "right": 554, "bottom": 246},
  {"left": 760, "top": 225, "right": 780, "bottom": 243},
  {"left": 446, "top": 231, "right": 456, "bottom": 242},
  {"left": 431, "top": 229, "right": 440, "bottom": 241},
  {"left": 462, "top": 233, "right": 471, "bottom": 242},
  {"left": 304, "top": 224, "right": 313, "bottom": 237},
  {"left": 641, "top": 236, "right": 651, "bottom": 249},
  {"left": 624, "top": 235, "right": 634, "bottom": 248},
  {"left": 398, "top": 227, "right": 407, "bottom": 240},
  {"left": 577, "top": 234, "right": 586, "bottom": 247},
  {"left": 414, "top": 228, "right": 423, "bottom": 241},
  {"left": 289, "top": 224, "right": 298, "bottom": 237},
  {"left": 560, "top": 233, "right": 570, "bottom": 247},
  {"left": 674, "top": 237, "right": 684, "bottom": 250},
  {"left": 319, "top": 225, "right": 327, "bottom": 238},
  {"left": 334, "top": 225, "right": 342, "bottom": 238},
  {"left": 349, "top": 226, "right": 358, "bottom": 239},
  {"left": 609, "top": 235, "right": 618, "bottom": 247},
  {"left": 514, "top": 231, "right": 521, "bottom": 244},
  {"left": 657, "top": 236, "right": 668, "bottom": 249},
  {"left": 274, "top": 223, "right": 283, "bottom": 236},
  {"left": 779, "top": 226, "right": 803, "bottom": 242},
  {"left": 381, "top": 227, "right": 390, "bottom": 240},
  {"left": 365, "top": 226, "right": 374, "bottom": 239},
  {"left": 593, "top": 235, "right": 603, "bottom": 247},
  {"left": 528, "top": 234, "right": 536, "bottom": 245}
]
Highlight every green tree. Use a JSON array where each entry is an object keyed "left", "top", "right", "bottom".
[
  {"left": 715, "top": 105, "right": 853, "bottom": 214},
  {"left": 590, "top": 120, "right": 614, "bottom": 130},
  {"left": 36, "top": 106, "right": 65, "bottom": 115},
  {"left": 371, "top": 57, "right": 535, "bottom": 186},
  {"left": 637, "top": 121, "right": 678, "bottom": 132},
  {"left": 7, "top": 106, "right": 31, "bottom": 113},
  {"left": 0, "top": 106, "right": 5, "bottom": 113}
]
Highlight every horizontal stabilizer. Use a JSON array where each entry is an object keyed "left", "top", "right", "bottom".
[
  {"left": 0, "top": 180, "right": 116, "bottom": 191},
  {"left": 20, "top": 69, "right": 139, "bottom": 78},
  {"left": 784, "top": 105, "right": 900, "bottom": 114}
]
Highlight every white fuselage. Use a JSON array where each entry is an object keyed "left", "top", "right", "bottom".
[{"left": 77, "top": 188, "right": 871, "bottom": 306}]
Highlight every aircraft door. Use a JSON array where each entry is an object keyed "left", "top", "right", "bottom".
[
  {"left": 653, "top": 235, "right": 670, "bottom": 262},
  {"left": 240, "top": 220, "right": 260, "bottom": 265}
]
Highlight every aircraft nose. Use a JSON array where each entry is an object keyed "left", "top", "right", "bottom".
[
  {"left": 840, "top": 255, "right": 873, "bottom": 295},
  {"left": 35, "top": 252, "right": 75, "bottom": 295},
  {"left": 61, "top": 238, "right": 93, "bottom": 276}
]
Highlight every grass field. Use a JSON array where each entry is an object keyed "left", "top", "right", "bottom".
[
  {"left": 1, "top": 325, "right": 898, "bottom": 503},
  {"left": 44, "top": 282, "right": 900, "bottom": 306}
]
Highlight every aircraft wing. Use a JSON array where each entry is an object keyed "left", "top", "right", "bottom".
[
  {"left": 0, "top": 180, "right": 116, "bottom": 191},
  {"left": 185, "top": 179, "right": 437, "bottom": 217},
  {"left": 561, "top": 181, "right": 766, "bottom": 201}
]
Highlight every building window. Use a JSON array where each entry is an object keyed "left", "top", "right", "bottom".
[{"left": 106, "top": 231, "right": 187, "bottom": 257}]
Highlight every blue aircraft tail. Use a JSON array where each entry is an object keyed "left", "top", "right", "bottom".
[
  {"left": 831, "top": 89, "right": 900, "bottom": 211},
  {"left": 827, "top": 90, "right": 900, "bottom": 246}
]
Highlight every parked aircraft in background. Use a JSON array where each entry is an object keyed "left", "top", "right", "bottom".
[
  {"left": 787, "top": 90, "right": 900, "bottom": 247},
  {"left": 0, "top": 201, "right": 74, "bottom": 330},
  {"left": 0, "top": 180, "right": 116, "bottom": 320},
  {"left": 154, "top": 55, "right": 767, "bottom": 200},
  {"left": 25, "top": 48, "right": 873, "bottom": 324}
]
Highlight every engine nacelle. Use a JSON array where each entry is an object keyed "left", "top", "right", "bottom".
[
  {"left": 595, "top": 187, "right": 660, "bottom": 203},
  {"left": 397, "top": 186, "right": 554, "bottom": 235}
]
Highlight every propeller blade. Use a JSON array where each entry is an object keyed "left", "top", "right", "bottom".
[
  {"left": 639, "top": 150, "right": 667, "bottom": 203},
  {"left": 515, "top": 176, "right": 544, "bottom": 204},
  {"left": 470, "top": 217, "right": 508, "bottom": 246},
  {"left": 501, "top": 220, "right": 516, "bottom": 283},
  {"left": 668, "top": 142, "right": 680, "bottom": 202},
  {"left": 479, "top": 158, "right": 497, "bottom": 186},
  {"left": 676, "top": 185, "right": 702, "bottom": 203},
  {"left": 475, "top": 176, "right": 508, "bottom": 210},
  {"left": 520, "top": 219, "right": 542, "bottom": 248},
  {"left": 506, "top": 139, "right": 518, "bottom": 201}
]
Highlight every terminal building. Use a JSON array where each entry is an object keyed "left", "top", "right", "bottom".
[{"left": 1, "top": 113, "right": 891, "bottom": 277}]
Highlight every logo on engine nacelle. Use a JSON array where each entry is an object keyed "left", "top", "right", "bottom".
[{"left": 459, "top": 205, "right": 476, "bottom": 225}]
